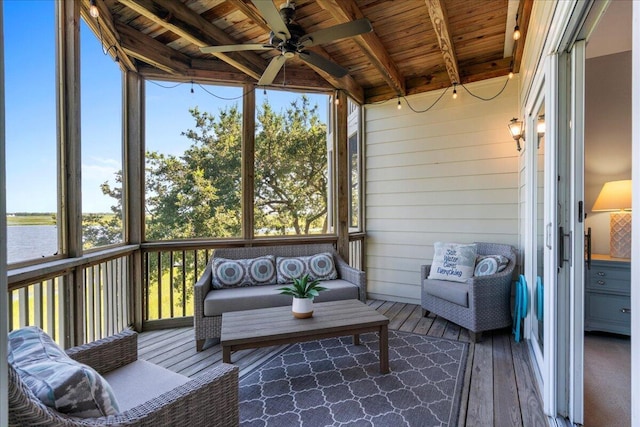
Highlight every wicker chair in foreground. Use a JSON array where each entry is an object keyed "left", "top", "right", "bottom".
[
  {"left": 421, "top": 242, "right": 517, "bottom": 342},
  {"left": 9, "top": 329, "right": 239, "bottom": 427}
]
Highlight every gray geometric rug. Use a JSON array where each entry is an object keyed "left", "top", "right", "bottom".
[{"left": 239, "top": 330, "right": 468, "bottom": 427}]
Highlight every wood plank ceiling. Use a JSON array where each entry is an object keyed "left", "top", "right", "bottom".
[{"left": 84, "top": 0, "right": 532, "bottom": 104}]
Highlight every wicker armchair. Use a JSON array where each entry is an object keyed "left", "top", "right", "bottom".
[
  {"left": 8, "top": 329, "right": 239, "bottom": 426},
  {"left": 421, "top": 242, "right": 517, "bottom": 342}
]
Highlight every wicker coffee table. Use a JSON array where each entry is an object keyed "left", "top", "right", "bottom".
[{"left": 221, "top": 299, "right": 390, "bottom": 373}]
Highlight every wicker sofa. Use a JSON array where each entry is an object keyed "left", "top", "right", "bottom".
[
  {"left": 421, "top": 242, "right": 517, "bottom": 342},
  {"left": 194, "top": 243, "right": 366, "bottom": 351},
  {"left": 8, "top": 328, "right": 239, "bottom": 427}
]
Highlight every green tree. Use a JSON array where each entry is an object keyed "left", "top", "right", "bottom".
[
  {"left": 145, "top": 105, "right": 243, "bottom": 240},
  {"left": 254, "top": 96, "right": 328, "bottom": 235}
]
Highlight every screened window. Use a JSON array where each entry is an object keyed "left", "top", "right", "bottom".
[
  {"left": 4, "top": 1, "right": 58, "bottom": 264},
  {"left": 80, "top": 18, "right": 123, "bottom": 250},
  {"left": 145, "top": 82, "right": 243, "bottom": 240},
  {"left": 254, "top": 90, "right": 330, "bottom": 236},
  {"left": 347, "top": 99, "right": 361, "bottom": 230}
]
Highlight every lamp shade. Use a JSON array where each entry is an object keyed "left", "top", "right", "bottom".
[{"left": 592, "top": 180, "right": 632, "bottom": 211}]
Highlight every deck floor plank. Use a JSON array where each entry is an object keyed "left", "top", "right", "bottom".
[
  {"left": 388, "top": 303, "right": 416, "bottom": 330},
  {"left": 465, "top": 334, "right": 494, "bottom": 426},
  {"left": 511, "top": 338, "right": 548, "bottom": 427},
  {"left": 137, "top": 300, "right": 547, "bottom": 426},
  {"left": 492, "top": 332, "right": 523, "bottom": 427},
  {"left": 397, "top": 304, "right": 424, "bottom": 332},
  {"left": 412, "top": 313, "right": 435, "bottom": 335}
]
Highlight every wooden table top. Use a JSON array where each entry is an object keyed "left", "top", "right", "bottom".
[{"left": 221, "top": 299, "right": 389, "bottom": 346}]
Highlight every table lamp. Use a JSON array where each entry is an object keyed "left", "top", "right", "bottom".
[{"left": 592, "top": 180, "right": 632, "bottom": 258}]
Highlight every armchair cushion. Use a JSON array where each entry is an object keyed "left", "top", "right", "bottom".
[
  {"left": 102, "top": 360, "right": 189, "bottom": 411},
  {"left": 427, "top": 242, "right": 477, "bottom": 283},
  {"left": 8, "top": 326, "right": 120, "bottom": 418},
  {"left": 423, "top": 279, "right": 469, "bottom": 307}
]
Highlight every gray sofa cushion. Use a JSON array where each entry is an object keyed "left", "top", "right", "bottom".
[
  {"left": 203, "top": 279, "right": 359, "bottom": 316},
  {"left": 423, "top": 279, "right": 469, "bottom": 307},
  {"left": 103, "top": 360, "right": 189, "bottom": 412}
]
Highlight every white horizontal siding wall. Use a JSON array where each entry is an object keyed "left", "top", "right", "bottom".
[{"left": 364, "top": 77, "right": 520, "bottom": 303}]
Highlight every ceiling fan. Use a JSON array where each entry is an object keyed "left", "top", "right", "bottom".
[{"left": 200, "top": 0, "right": 373, "bottom": 86}]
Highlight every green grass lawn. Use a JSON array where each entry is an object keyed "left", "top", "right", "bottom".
[
  {"left": 7, "top": 213, "right": 115, "bottom": 226},
  {"left": 7, "top": 215, "right": 56, "bottom": 226}
]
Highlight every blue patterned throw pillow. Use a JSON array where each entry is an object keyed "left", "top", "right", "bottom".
[
  {"left": 276, "top": 253, "right": 338, "bottom": 283},
  {"left": 8, "top": 326, "right": 120, "bottom": 418},
  {"left": 211, "top": 255, "right": 276, "bottom": 288},
  {"left": 428, "top": 242, "right": 478, "bottom": 283},
  {"left": 474, "top": 255, "right": 509, "bottom": 276}
]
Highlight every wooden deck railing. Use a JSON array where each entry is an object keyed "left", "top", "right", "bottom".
[
  {"left": 6, "top": 234, "right": 366, "bottom": 341},
  {"left": 7, "top": 246, "right": 136, "bottom": 347}
]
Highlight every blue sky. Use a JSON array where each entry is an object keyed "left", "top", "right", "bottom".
[{"left": 4, "top": 1, "right": 328, "bottom": 213}]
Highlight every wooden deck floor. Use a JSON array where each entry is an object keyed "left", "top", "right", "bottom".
[{"left": 138, "top": 300, "right": 548, "bottom": 427}]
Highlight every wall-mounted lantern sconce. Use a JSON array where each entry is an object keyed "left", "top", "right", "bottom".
[
  {"left": 536, "top": 114, "right": 545, "bottom": 136},
  {"left": 537, "top": 114, "right": 545, "bottom": 148},
  {"left": 508, "top": 117, "right": 524, "bottom": 151}
]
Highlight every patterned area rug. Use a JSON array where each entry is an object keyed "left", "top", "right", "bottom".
[{"left": 239, "top": 330, "right": 468, "bottom": 427}]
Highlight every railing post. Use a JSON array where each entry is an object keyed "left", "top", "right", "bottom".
[
  {"left": 336, "top": 90, "right": 350, "bottom": 261},
  {"left": 242, "top": 83, "right": 255, "bottom": 240},
  {"left": 124, "top": 70, "right": 145, "bottom": 331},
  {"left": 57, "top": 0, "right": 83, "bottom": 346}
]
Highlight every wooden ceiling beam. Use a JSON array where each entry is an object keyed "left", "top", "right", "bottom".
[
  {"left": 513, "top": 0, "right": 534, "bottom": 73},
  {"left": 226, "top": 0, "right": 365, "bottom": 104},
  {"left": 365, "top": 57, "right": 512, "bottom": 104},
  {"left": 315, "top": 0, "right": 406, "bottom": 97},
  {"left": 424, "top": 0, "right": 460, "bottom": 85},
  {"left": 117, "top": 0, "right": 264, "bottom": 80},
  {"left": 139, "top": 61, "right": 334, "bottom": 92},
  {"left": 80, "top": 0, "right": 137, "bottom": 71},
  {"left": 117, "top": 22, "right": 191, "bottom": 74}
]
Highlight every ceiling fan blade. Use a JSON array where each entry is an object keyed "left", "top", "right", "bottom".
[
  {"left": 298, "top": 50, "right": 348, "bottom": 78},
  {"left": 251, "top": 0, "right": 291, "bottom": 40},
  {"left": 258, "top": 55, "right": 287, "bottom": 86},
  {"left": 299, "top": 18, "right": 372, "bottom": 47},
  {"left": 200, "top": 44, "right": 272, "bottom": 54}
]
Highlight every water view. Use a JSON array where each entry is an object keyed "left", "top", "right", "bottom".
[{"left": 7, "top": 225, "right": 58, "bottom": 264}]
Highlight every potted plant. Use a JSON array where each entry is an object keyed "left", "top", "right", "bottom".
[{"left": 278, "top": 274, "right": 328, "bottom": 318}]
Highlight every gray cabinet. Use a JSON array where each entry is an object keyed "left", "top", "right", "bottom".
[{"left": 585, "top": 254, "right": 631, "bottom": 335}]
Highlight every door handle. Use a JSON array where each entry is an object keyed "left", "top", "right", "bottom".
[
  {"left": 546, "top": 223, "right": 553, "bottom": 249},
  {"left": 558, "top": 227, "right": 571, "bottom": 268}
]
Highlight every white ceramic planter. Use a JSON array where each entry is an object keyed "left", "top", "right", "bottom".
[{"left": 292, "top": 297, "right": 314, "bottom": 319}]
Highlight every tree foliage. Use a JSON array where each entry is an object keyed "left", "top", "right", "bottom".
[
  {"left": 254, "top": 96, "right": 328, "bottom": 235},
  {"left": 83, "top": 94, "right": 328, "bottom": 247}
]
